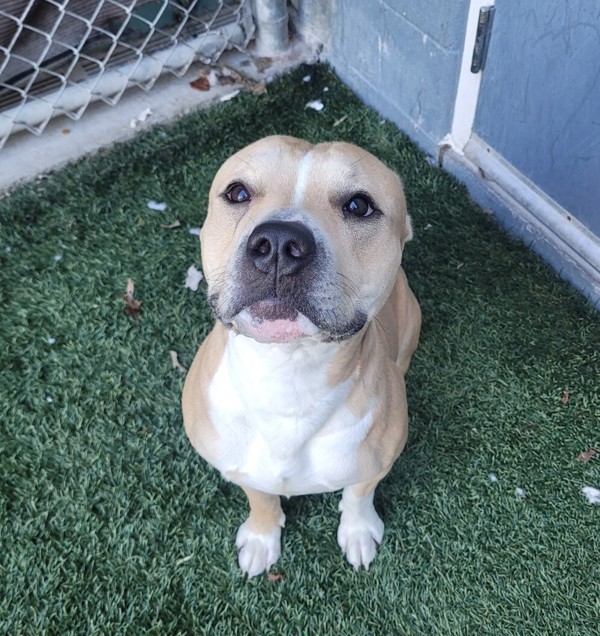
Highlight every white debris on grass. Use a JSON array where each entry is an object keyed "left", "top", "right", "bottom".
[
  {"left": 220, "top": 89, "right": 240, "bottom": 102},
  {"left": 5, "top": 245, "right": 11, "bottom": 252},
  {"left": 46, "top": 396, "right": 53, "bottom": 403},
  {"left": 130, "top": 107, "right": 152, "bottom": 128},
  {"left": 487, "top": 473, "right": 498, "bottom": 483},
  {"left": 515, "top": 487, "right": 526, "bottom": 499},
  {"left": 424, "top": 223, "right": 433, "bottom": 230},
  {"left": 188, "top": 227, "right": 201, "bottom": 237},
  {"left": 53, "top": 254, "right": 62, "bottom": 262},
  {"left": 47, "top": 337, "right": 56, "bottom": 345},
  {"left": 305, "top": 99, "right": 324, "bottom": 112},
  {"left": 582, "top": 486, "right": 600, "bottom": 504},
  {"left": 302, "top": 74, "right": 311, "bottom": 83},
  {"left": 169, "top": 350, "right": 188, "bottom": 373},
  {"left": 185, "top": 265, "right": 203, "bottom": 291},
  {"left": 147, "top": 200, "right": 168, "bottom": 212}
]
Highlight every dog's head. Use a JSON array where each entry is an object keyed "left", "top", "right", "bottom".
[{"left": 200, "top": 135, "right": 412, "bottom": 343}]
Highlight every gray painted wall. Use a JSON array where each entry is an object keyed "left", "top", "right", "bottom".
[{"left": 293, "top": 0, "right": 470, "bottom": 157}]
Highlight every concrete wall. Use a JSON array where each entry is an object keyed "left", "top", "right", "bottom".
[{"left": 293, "top": 0, "right": 470, "bottom": 156}]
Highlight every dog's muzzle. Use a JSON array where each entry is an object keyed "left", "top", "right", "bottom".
[{"left": 210, "top": 219, "right": 367, "bottom": 343}]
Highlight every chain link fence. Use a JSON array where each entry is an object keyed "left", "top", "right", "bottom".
[{"left": 0, "top": 0, "right": 255, "bottom": 148}]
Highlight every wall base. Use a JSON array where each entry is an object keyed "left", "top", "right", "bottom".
[{"left": 442, "top": 135, "right": 600, "bottom": 309}]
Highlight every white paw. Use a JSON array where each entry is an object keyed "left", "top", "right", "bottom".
[
  {"left": 337, "top": 511, "right": 384, "bottom": 571},
  {"left": 235, "top": 521, "right": 282, "bottom": 578}
]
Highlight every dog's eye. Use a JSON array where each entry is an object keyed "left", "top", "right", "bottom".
[
  {"left": 342, "top": 194, "right": 376, "bottom": 218},
  {"left": 225, "top": 182, "right": 251, "bottom": 204}
]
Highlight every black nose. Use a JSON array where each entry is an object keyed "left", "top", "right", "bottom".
[{"left": 246, "top": 220, "right": 316, "bottom": 276}]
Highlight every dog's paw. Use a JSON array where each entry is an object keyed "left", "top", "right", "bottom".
[
  {"left": 337, "top": 510, "right": 384, "bottom": 571},
  {"left": 235, "top": 521, "right": 282, "bottom": 578}
]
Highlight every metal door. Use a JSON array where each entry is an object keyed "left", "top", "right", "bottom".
[{"left": 473, "top": 2, "right": 600, "bottom": 236}]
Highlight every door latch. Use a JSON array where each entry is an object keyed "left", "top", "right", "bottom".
[{"left": 471, "top": 6, "right": 495, "bottom": 73}]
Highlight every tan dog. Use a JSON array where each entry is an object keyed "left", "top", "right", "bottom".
[{"left": 182, "top": 135, "right": 421, "bottom": 577}]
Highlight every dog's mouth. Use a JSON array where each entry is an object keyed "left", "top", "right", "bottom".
[
  {"left": 249, "top": 300, "right": 298, "bottom": 322},
  {"left": 231, "top": 299, "right": 320, "bottom": 343}
]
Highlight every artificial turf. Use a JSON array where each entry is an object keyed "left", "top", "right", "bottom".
[{"left": 0, "top": 63, "right": 599, "bottom": 635}]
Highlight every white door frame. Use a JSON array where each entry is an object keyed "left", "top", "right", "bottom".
[{"left": 442, "top": 0, "right": 495, "bottom": 154}]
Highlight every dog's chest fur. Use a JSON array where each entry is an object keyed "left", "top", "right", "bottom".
[{"left": 207, "top": 332, "right": 373, "bottom": 496}]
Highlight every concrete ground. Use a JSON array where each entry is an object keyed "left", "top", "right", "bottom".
[{"left": 0, "top": 43, "right": 310, "bottom": 194}]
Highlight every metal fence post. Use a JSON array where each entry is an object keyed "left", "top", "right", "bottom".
[{"left": 252, "top": 0, "right": 289, "bottom": 56}]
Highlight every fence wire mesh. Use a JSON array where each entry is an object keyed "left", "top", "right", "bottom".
[{"left": 0, "top": 0, "right": 254, "bottom": 148}]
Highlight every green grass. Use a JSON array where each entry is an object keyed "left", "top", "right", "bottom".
[{"left": 1, "top": 64, "right": 598, "bottom": 636}]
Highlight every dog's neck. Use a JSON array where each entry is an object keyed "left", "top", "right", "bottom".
[
  {"left": 224, "top": 329, "right": 350, "bottom": 375},
  {"left": 224, "top": 325, "right": 367, "bottom": 395},
  {"left": 210, "top": 329, "right": 360, "bottom": 440}
]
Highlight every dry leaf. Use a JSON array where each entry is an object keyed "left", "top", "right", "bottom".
[
  {"left": 217, "top": 73, "right": 237, "bottom": 86},
  {"left": 249, "top": 81, "right": 267, "bottom": 96},
  {"left": 169, "top": 351, "right": 187, "bottom": 372},
  {"left": 561, "top": 390, "right": 571, "bottom": 404},
  {"left": 217, "top": 65, "right": 242, "bottom": 82},
  {"left": 122, "top": 278, "right": 142, "bottom": 318},
  {"left": 576, "top": 449, "right": 598, "bottom": 463},
  {"left": 267, "top": 573, "right": 283, "bottom": 582},
  {"left": 190, "top": 75, "right": 210, "bottom": 91},
  {"left": 333, "top": 115, "right": 348, "bottom": 127},
  {"left": 217, "top": 65, "right": 267, "bottom": 96},
  {"left": 62, "top": 128, "right": 71, "bottom": 135},
  {"left": 253, "top": 56, "right": 273, "bottom": 72},
  {"left": 161, "top": 220, "right": 182, "bottom": 229}
]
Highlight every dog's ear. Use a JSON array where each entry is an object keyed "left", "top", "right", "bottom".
[{"left": 403, "top": 213, "right": 414, "bottom": 245}]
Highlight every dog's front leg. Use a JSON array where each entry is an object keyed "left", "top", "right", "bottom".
[
  {"left": 235, "top": 486, "right": 285, "bottom": 578},
  {"left": 337, "top": 480, "right": 385, "bottom": 571}
]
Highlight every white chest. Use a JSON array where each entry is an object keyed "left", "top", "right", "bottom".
[{"left": 207, "top": 333, "right": 373, "bottom": 496}]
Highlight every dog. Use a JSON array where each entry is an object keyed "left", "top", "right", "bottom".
[{"left": 182, "top": 135, "right": 421, "bottom": 577}]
